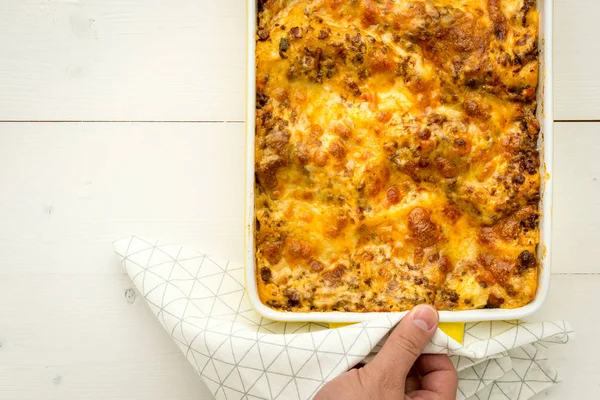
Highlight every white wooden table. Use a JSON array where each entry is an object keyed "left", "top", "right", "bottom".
[{"left": 0, "top": 1, "right": 598, "bottom": 398}]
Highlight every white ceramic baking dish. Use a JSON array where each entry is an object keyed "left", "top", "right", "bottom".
[{"left": 244, "top": 0, "right": 553, "bottom": 323}]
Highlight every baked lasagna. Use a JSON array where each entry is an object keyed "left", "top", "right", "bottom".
[{"left": 254, "top": 0, "right": 541, "bottom": 312}]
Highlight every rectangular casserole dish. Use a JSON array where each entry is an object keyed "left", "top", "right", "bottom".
[{"left": 244, "top": 0, "right": 553, "bottom": 323}]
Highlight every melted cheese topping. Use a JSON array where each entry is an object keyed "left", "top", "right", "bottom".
[{"left": 254, "top": 0, "right": 540, "bottom": 312}]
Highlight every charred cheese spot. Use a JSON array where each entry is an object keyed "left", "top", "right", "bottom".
[
  {"left": 256, "top": 0, "right": 540, "bottom": 312},
  {"left": 285, "top": 238, "right": 315, "bottom": 261},
  {"left": 408, "top": 207, "right": 440, "bottom": 247}
]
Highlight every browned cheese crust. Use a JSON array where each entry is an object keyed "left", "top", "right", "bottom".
[{"left": 254, "top": 0, "right": 540, "bottom": 312}]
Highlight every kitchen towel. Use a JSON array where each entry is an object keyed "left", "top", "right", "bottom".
[{"left": 114, "top": 236, "right": 573, "bottom": 400}]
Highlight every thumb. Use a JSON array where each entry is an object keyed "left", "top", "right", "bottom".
[{"left": 366, "top": 304, "right": 439, "bottom": 379}]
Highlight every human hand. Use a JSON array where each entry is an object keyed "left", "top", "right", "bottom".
[{"left": 315, "top": 304, "right": 458, "bottom": 400}]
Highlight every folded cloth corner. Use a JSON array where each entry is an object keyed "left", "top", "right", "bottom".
[{"left": 114, "top": 236, "right": 573, "bottom": 400}]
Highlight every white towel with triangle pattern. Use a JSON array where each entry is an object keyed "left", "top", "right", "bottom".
[{"left": 113, "top": 236, "right": 573, "bottom": 400}]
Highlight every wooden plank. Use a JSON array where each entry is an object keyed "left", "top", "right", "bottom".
[
  {"left": 0, "top": 274, "right": 180, "bottom": 366},
  {"left": 0, "top": 0, "right": 596, "bottom": 121},
  {"left": 555, "top": 0, "right": 600, "bottom": 120},
  {"left": 552, "top": 123, "right": 600, "bottom": 273},
  {"left": 0, "top": 121, "right": 597, "bottom": 274},
  {"left": 0, "top": 274, "right": 592, "bottom": 399},
  {"left": 0, "top": 122, "right": 595, "bottom": 398},
  {"left": 0, "top": 0, "right": 245, "bottom": 121},
  {"left": 0, "top": 122, "right": 245, "bottom": 275},
  {"left": 531, "top": 275, "right": 600, "bottom": 399},
  {"left": 0, "top": 273, "right": 214, "bottom": 398},
  {"left": 0, "top": 355, "right": 211, "bottom": 400}
]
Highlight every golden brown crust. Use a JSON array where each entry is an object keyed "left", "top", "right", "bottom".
[{"left": 255, "top": 0, "right": 540, "bottom": 312}]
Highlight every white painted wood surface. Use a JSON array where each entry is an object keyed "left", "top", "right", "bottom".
[
  {"left": 0, "top": 1, "right": 598, "bottom": 400},
  {"left": 554, "top": 0, "right": 600, "bottom": 120},
  {"left": 0, "top": 0, "right": 598, "bottom": 122},
  {"left": 0, "top": 0, "right": 245, "bottom": 122},
  {"left": 1, "top": 122, "right": 598, "bottom": 399}
]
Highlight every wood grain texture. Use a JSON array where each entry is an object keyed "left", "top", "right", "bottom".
[
  {"left": 0, "top": 122, "right": 597, "bottom": 399},
  {"left": 552, "top": 123, "right": 600, "bottom": 273},
  {"left": 0, "top": 274, "right": 594, "bottom": 400},
  {"left": 0, "top": 0, "right": 596, "bottom": 398},
  {"left": 530, "top": 275, "right": 600, "bottom": 399},
  {"left": 555, "top": 0, "right": 600, "bottom": 120},
  {"left": 0, "top": 355, "right": 211, "bottom": 400},
  {"left": 0, "top": 122, "right": 245, "bottom": 274},
  {"left": 1, "top": 122, "right": 596, "bottom": 275},
  {"left": 0, "top": 0, "right": 596, "bottom": 121},
  {"left": 0, "top": 0, "right": 245, "bottom": 121}
]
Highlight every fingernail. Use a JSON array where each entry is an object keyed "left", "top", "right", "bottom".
[{"left": 411, "top": 304, "right": 438, "bottom": 331}]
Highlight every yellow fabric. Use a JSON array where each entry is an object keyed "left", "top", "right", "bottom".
[
  {"left": 328, "top": 322, "right": 465, "bottom": 344},
  {"left": 438, "top": 323, "right": 465, "bottom": 344},
  {"left": 328, "top": 323, "right": 353, "bottom": 329}
]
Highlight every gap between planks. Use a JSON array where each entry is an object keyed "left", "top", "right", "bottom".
[
  {"left": 554, "top": 120, "right": 600, "bottom": 123},
  {"left": 0, "top": 120, "right": 598, "bottom": 124},
  {"left": 0, "top": 120, "right": 245, "bottom": 124}
]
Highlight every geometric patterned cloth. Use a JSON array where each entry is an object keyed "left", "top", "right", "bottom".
[{"left": 113, "top": 236, "right": 574, "bottom": 400}]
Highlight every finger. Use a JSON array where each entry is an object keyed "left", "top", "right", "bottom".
[
  {"left": 416, "top": 354, "right": 456, "bottom": 376},
  {"left": 405, "top": 366, "right": 421, "bottom": 394},
  {"left": 408, "top": 365, "right": 420, "bottom": 378},
  {"left": 406, "top": 390, "right": 446, "bottom": 400},
  {"left": 351, "top": 363, "right": 366, "bottom": 370},
  {"left": 367, "top": 304, "right": 439, "bottom": 378},
  {"left": 416, "top": 354, "right": 458, "bottom": 399}
]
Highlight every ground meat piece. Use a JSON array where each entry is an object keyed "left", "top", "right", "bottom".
[
  {"left": 258, "top": 28, "right": 270, "bottom": 41},
  {"left": 441, "top": 288, "right": 459, "bottom": 303},
  {"left": 435, "top": 157, "right": 458, "bottom": 178},
  {"left": 266, "top": 129, "right": 290, "bottom": 156},
  {"left": 324, "top": 264, "right": 347, "bottom": 282},
  {"left": 418, "top": 128, "right": 431, "bottom": 140},
  {"left": 284, "top": 288, "right": 300, "bottom": 306},
  {"left": 318, "top": 30, "right": 329, "bottom": 40},
  {"left": 524, "top": 157, "right": 538, "bottom": 174},
  {"left": 260, "top": 267, "right": 272, "bottom": 283},
  {"left": 488, "top": 0, "right": 508, "bottom": 40},
  {"left": 290, "top": 27, "right": 302, "bottom": 38},
  {"left": 463, "top": 100, "right": 490, "bottom": 119},
  {"left": 310, "top": 260, "right": 325, "bottom": 272},
  {"left": 518, "top": 250, "right": 537, "bottom": 271},
  {"left": 257, "top": 154, "right": 286, "bottom": 188},
  {"left": 520, "top": 213, "right": 538, "bottom": 230},
  {"left": 427, "top": 113, "right": 446, "bottom": 125},
  {"left": 262, "top": 240, "right": 283, "bottom": 264},
  {"left": 347, "top": 80, "right": 362, "bottom": 96},
  {"left": 485, "top": 293, "right": 505, "bottom": 308}
]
